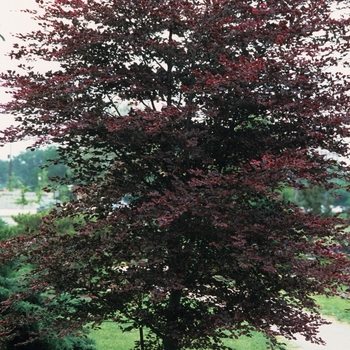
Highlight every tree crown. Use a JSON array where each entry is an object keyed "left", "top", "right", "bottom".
[{"left": 1, "top": 1, "right": 350, "bottom": 349}]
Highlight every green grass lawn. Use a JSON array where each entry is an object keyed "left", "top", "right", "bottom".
[
  {"left": 314, "top": 294, "right": 350, "bottom": 323},
  {"left": 89, "top": 322, "right": 138, "bottom": 350},
  {"left": 88, "top": 295, "right": 350, "bottom": 349},
  {"left": 89, "top": 322, "right": 291, "bottom": 350}
]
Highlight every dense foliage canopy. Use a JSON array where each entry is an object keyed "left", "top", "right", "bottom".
[{"left": 1, "top": 1, "right": 350, "bottom": 349}]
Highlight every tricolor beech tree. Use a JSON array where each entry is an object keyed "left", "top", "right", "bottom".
[{"left": 1, "top": 0, "right": 350, "bottom": 349}]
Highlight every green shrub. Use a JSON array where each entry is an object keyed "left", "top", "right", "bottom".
[{"left": 0, "top": 219, "right": 97, "bottom": 350}]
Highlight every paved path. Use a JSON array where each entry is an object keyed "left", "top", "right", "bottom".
[{"left": 289, "top": 317, "right": 350, "bottom": 350}]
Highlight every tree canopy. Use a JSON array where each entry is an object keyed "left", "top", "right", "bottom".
[{"left": 1, "top": 1, "right": 350, "bottom": 349}]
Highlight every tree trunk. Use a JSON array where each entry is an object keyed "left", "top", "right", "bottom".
[
  {"left": 163, "top": 337, "right": 179, "bottom": 350},
  {"left": 163, "top": 289, "right": 181, "bottom": 350},
  {"left": 139, "top": 327, "right": 145, "bottom": 350}
]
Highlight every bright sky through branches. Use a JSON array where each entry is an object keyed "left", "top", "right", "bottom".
[
  {"left": 0, "top": 0, "right": 42, "bottom": 160},
  {"left": 0, "top": 1, "right": 349, "bottom": 161}
]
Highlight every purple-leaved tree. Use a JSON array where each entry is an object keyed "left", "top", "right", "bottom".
[{"left": 1, "top": 1, "right": 350, "bottom": 349}]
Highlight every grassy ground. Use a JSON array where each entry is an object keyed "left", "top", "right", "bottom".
[
  {"left": 89, "top": 322, "right": 290, "bottom": 350},
  {"left": 314, "top": 294, "right": 350, "bottom": 323},
  {"left": 88, "top": 296, "right": 350, "bottom": 349},
  {"left": 89, "top": 322, "right": 137, "bottom": 350}
]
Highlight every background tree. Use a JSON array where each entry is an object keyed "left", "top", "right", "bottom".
[
  {"left": 11, "top": 147, "right": 70, "bottom": 191},
  {"left": 14, "top": 182, "right": 32, "bottom": 207},
  {"left": 0, "top": 146, "right": 71, "bottom": 201},
  {"left": 0, "top": 159, "right": 9, "bottom": 188},
  {"left": 297, "top": 186, "right": 333, "bottom": 217},
  {"left": 1, "top": 1, "right": 350, "bottom": 350}
]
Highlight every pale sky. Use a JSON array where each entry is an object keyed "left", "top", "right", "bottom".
[{"left": 0, "top": 0, "right": 41, "bottom": 160}]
